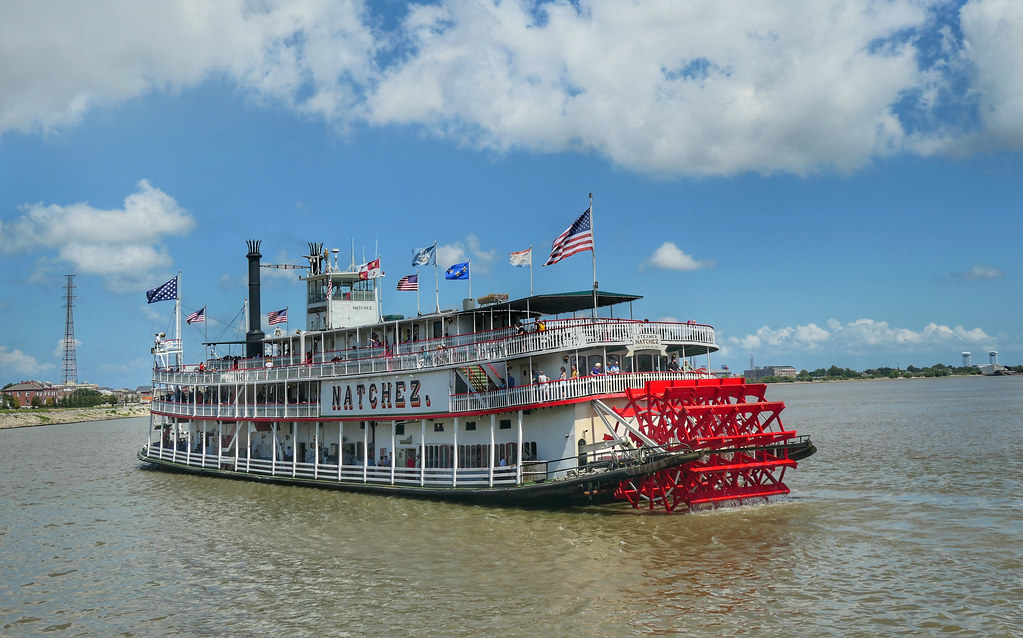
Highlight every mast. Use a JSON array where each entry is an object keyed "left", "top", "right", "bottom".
[
  {"left": 590, "top": 193, "right": 597, "bottom": 319},
  {"left": 176, "top": 270, "right": 182, "bottom": 368},
  {"left": 433, "top": 241, "right": 439, "bottom": 313}
]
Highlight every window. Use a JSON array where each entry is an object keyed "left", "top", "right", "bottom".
[
  {"left": 465, "top": 421, "right": 476, "bottom": 431},
  {"left": 395, "top": 422, "right": 405, "bottom": 435},
  {"left": 434, "top": 422, "right": 444, "bottom": 432},
  {"left": 499, "top": 419, "right": 512, "bottom": 430}
]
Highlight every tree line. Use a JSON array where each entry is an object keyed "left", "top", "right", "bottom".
[
  {"left": 757, "top": 363, "right": 1022, "bottom": 383},
  {"left": 0, "top": 387, "right": 117, "bottom": 409}
]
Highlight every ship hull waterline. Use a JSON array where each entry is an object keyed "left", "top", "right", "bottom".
[{"left": 138, "top": 448, "right": 703, "bottom": 507}]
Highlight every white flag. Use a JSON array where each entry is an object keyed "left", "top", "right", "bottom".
[{"left": 509, "top": 248, "right": 531, "bottom": 267}]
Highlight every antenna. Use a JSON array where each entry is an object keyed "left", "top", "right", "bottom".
[{"left": 62, "top": 274, "right": 78, "bottom": 386}]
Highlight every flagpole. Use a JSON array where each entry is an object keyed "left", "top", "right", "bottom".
[
  {"left": 468, "top": 259, "right": 472, "bottom": 300},
  {"left": 589, "top": 193, "right": 597, "bottom": 319},
  {"left": 433, "top": 241, "right": 439, "bottom": 313},
  {"left": 176, "top": 271, "right": 182, "bottom": 368},
  {"left": 527, "top": 246, "right": 532, "bottom": 297},
  {"left": 416, "top": 278, "right": 421, "bottom": 316}
]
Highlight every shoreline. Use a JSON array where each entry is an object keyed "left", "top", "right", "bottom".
[{"left": 0, "top": 405, "right": 150, "bottom": 430}]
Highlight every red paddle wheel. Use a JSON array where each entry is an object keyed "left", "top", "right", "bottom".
[{"left": 611, "top": 378, "right": 805, "bottom": 512}]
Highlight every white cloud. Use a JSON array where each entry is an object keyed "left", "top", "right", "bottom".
[
  {"left": 958, "top": 0, "right": 1023, "bottom": 148},
  {"left": 643, "top": 242, "right": 714, "bottom": 271},
  {"left": 437, "top": 234, "right": 497, "bottom": 275},
  {"left": 952, "top": 263, "right": 1004, "bottom": 280},
  {"left": 2, "top": 180, "right": 194, "bottom": 291},
  {"left": 0, "top": 346, "right": 53, "bottom": 377},
  {"left": 52, "top": 338, "right": 81, "bottom": 360},
  {"left": 729, "top": 317, "right": 993, "bottom": 355},
  {"left": 2, "top": 1, "right": 1022, "bottom": 175}
]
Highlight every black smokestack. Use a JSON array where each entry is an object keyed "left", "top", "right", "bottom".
[{"left": 246, "top": 239, "right": 265, "bottom": 358}]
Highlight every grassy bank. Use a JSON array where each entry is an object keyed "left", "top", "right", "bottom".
[{"left": 0, "top": 404, "right": 150, "bottom": 429}]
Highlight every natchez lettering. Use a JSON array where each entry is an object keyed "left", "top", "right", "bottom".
[{"left": 331, "top": 379, "right": 431, "bottom": 411}]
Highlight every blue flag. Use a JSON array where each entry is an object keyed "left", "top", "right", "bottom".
[
  {"left": 445, "top": 262, "right": 469, "bottom": 280},
  {"left": 146, "top": 276, "right": 178, "bottom": 304},
  {"left": 412, "top": 245, "right": 436, "bottom": 267}
]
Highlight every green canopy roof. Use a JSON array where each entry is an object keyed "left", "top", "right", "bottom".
[{"left": 474, "top": 290, "right": 642, "bottom": 316}]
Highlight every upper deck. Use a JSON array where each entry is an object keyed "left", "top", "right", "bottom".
[{"left": 154, "top": 315, "right": 716, "bottom": 386}]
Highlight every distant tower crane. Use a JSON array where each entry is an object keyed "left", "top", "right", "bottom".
[{"left": 63, "top": 274, "right": 78, "bottom": 386}]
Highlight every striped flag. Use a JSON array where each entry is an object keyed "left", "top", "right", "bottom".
[
  {"left": 186, "top": 307, "right": 205, "bottom": 324},
  {"left": 509, "top": 248, "right": 531, "bottom": 267},
  {"left": 268, "top": 308, "right": 288, "bottom": 325},
  {"left": 326, "top": 276, "right": 333, "bottom": 299},
  {"left": 544, "top": 208, "right": 593, "bottom": 266},
  {"left": 397, "top": 274, "right": 419, "bottom": 291}
]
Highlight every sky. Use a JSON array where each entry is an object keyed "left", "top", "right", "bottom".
[{"left": 1, "top": 0, "right": 1021, "bottom": 390}]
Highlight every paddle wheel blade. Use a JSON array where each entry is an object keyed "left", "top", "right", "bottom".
[{"left": 611, "top": 378, "right": 811, "bottom": 512}]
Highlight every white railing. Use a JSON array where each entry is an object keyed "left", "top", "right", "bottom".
[
  {"left": 155, "top": 318, "right": 715, "bottom": 385},
  {"left": 149, "top": 400, "right": 320, "bottom": 420},
  {"left": 449, "top": 371, "right": 708, "bottom": 413},
  {"left": 150, "top": 371, "right": 710, "bottom": 420},
  {"left": 143, "top": 445, "right": 519, "bottom": 487}
]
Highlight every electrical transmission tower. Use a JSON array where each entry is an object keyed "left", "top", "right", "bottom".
[{"left": 63, "top": 274, "right": 78, "bottom": 386}]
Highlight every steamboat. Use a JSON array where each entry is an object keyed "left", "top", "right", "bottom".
[{"left": 139, "top": 238, "right": 815, "bottom": 512}]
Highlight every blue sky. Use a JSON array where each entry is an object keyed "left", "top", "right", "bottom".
[{"left": 1, "top": 0, "right": 1021, "bottom": 390}]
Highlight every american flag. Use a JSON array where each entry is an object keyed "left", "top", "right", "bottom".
[
  {"left": 186, "top": 307, "right": 205, "bottom": 324},
  {"left": 268, "top": 308, "right": 288, "bottom": 325},
  {"left": 544, "top": 208, "right": 593, "bottom": 266},
  {"left": 145, "top": 276, "right": 178, "bottom": 304},
  {"left": 397, "top": 274, "right": 419, "bottom": 291},
  {"left": 326, "top": 276, "right": 333, "bottom": 299}
]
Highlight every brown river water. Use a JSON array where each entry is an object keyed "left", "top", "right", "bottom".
[{"left": 1, "top": 377, "right": 1020, "bottom": 636}]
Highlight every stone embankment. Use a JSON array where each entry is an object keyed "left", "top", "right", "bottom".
[{"left": 0, "top": 405, "right": 150, "bottom": 429}]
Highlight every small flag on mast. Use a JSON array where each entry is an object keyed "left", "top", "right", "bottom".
[
  {"left": 509, "top": 248, "right": 531, "bottom": 267},
  {"left": 186, "top": 307, "right": 205, "bottom": 324},
  {"left": 268, "top": 308, "right": 288, "bottom": 325},
  {"left": 359, "top": 258, "right": 382, "bottom": 280},
  {"left": 544, "top": 207, "right": 593, "bottom": 266},
  {"left": 445, "top": 262, "right": 470, "bottom": 280},
  {"left": 397, "top": 274, "right": 419, "bottom": 291},
  {"left": 411, "top": 245, "right": 436, "bottom": 267},
  {"left": 145, "top": 276, "right": 178, "bottom": 304}
]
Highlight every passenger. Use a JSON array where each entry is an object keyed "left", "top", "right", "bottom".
[
  {"left": 304, "top": 443, "right": 317, "bottom": 464},
  {"left": 507, "top": 373, "right": 515, "bottom": 388},
  {"left": 609, "top": 360, "right": 620, "bottom": 373},
  {"left": 406, "top": 454, "right": 416, "bottom": 468},
  {"left": 667, "top": 355, "right": 680, "bottom": 371},
  {"left": 538, "top": 370, "right": 549, "bottom": 383},
  {"left": 591, "top": 362, "right": 603, "bottom": 375},
  {"left": 559, "top": 366, "right": 567, "bottom": 381},
  {"left": 514, "top": 321, "right": 526, "bottom": 336},
  {"left": 571, "top": 364, "right": 579, "bottom": 379}
]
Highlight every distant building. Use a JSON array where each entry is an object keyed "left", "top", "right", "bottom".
[
  {"left": 744, "top": 366, "right": 797, "bottom": 381},
  {"left": 2, "top": 380, "right": 67, "bottom": 406},
  {"left": 111, "top": 388, "right": 140, "bottom": 403}
]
